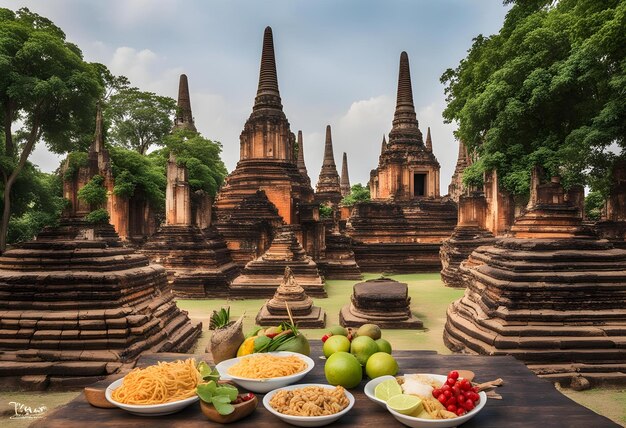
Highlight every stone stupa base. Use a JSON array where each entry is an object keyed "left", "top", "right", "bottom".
[
  {"left": 256, "top": 306, "right": 326, "bottom": 328},
  {"left": 339, "top": 304, "right": 423, "bottom": 329}
]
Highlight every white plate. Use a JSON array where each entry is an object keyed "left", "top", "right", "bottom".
[
  {"left": 262, "top": 383, "right": 355, "bottom": 427},
  {"left": 105, "top": 378, "right": 199, "bottom": 416},
  {"left": 216, "top": 351, "right": 315, "bottom": 393},
  {"left": 382, "top": 374, "right": 487, "bottom": 428}
]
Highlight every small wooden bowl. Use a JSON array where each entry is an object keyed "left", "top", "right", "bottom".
[
  {"left": 84, "top": 386, "right": 117, "bottom": 409},
  {"left": 199, "top": 394, "right": 258, "bottom": 424}
]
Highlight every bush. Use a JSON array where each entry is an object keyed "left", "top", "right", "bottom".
[
  {"left": 341, "top": 183, "right": 371, "bottom": 206},
  {"left": 319, "top": 204, "right": 333, "bottom": 219},
  {"left": 63, "top": 152, "right": 88, "bottom": 181},
  {"left": 585, "top": 191, "right": 605, "bottom": 221},
  {"left": 84, "top": 208, "right": 110, "bottom": 224}
]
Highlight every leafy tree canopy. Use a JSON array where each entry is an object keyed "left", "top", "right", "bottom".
[
  {"left": 0, "top": 7, "right": 102, "bottom": 251},
  {"left": 155, "top": 128, "right": 228, "bottom": 197},
  {"left": 441, "top": 0, "right": 625, "bottom": 196},
  {"left": 105, "top": 87, "right": 176, "bottom": 155},
  {"left": 108, "top": 145, "right": 166, "bottom": 210},
  {"left": 341, "top": 183, "right": 371, "bottom": 206}
]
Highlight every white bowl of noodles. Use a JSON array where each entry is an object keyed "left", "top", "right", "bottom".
[
  {"left": 263, "top": 383, "right": 355, "bottom": 427},
  {"left": 105, "top": 378, "right": 199, "bottom": 416},
  {"left": 216, "top": 351, "right": 314, "bottom": 393}
]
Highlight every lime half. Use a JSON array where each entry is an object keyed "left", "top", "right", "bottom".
[
  {"left": 387, "top": 394, "right": 423, "bottom": 415},
  {"left": 374, "top": 378, "right": 403, "bottom": 402}
]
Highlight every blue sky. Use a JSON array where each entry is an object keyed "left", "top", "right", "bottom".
[{"left": 2, "top": 0, "right": 510, "bottom": 189}]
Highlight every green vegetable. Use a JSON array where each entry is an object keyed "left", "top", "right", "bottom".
[
  {"left": 253, "top": 336, "right": 272, "bottom": 352},
  {"left": 210, "top": 307, "right": 231, "bottom": 330},
  {"left": 196, "top": 381, "right": 239, "bottom": 415},
  {"left": 197, "top": 361, "right": 220, "bottom": 382},
  {"left": 245, "top": 327, "right": 263, "bottom": 339}
]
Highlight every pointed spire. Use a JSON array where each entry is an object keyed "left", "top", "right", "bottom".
[
  {"left": 315, "top": 125, "right": 342, "bottom": 199},
  {"left": 322, "top": 125, "right": 337, "bottom": 168},
  {"left": 456, "top": 140, "right": 468, "bottom": 167},
  {"left": 173, "top": 74, "right": 197, "bottom": 132},
  {"left": 254, "top": 26, "right": 282, "bottom": 111},
  {"left": 388, "top": 51, "right": 422, "bottom": 145},
  {"left": 425, "top": 127, "right": 432, "bottom": 152},
  {"left": 296, "top": 130, "right": 310, "bottom": 184},
  {"left": 92, "top": 102, "right": 104, "bottom": 152},
  {"left": 381, "top": 134, "right": 387, "bottom": 154},
  {"left": 340, "top": 152, "right": 351, "bottom": 196}
]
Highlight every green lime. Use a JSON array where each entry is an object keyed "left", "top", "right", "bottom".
[
  {"left": 375, "top": 338, "right": 392, "bottom": 354},
  {"left": 387, "top": 394, "right": 423, "bottom": 415},
  {"left": 350, "top": 336, "right": 379, "bottom": 366},
  {"left": 374, "top": 378, "right": 403, "bottom": 402},
  {"left": 324, "top": 351, "right": 363, "bottom": 388},
  {"left": 366, "top": 352, "right": 399, "bottom": 379},
  {"left": 323, "top": 335, "right": 351, "bottom": 358}
]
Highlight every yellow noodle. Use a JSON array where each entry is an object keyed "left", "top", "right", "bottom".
[
  {"left": 111, "top": 358, "right": 200, "bottom": 405},
  {"left": 227, "top": 354, "right": 306, "bottom": 379}
]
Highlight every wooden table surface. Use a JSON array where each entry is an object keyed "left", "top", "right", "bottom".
[{"left": 33, "top": 342, "right": 619, "bottom": 428}]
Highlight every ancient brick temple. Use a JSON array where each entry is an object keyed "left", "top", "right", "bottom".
[
  {"left": 173, "top": 73, "right": 197, "bottom": 132},
  {"left": 444, "top": 168, "right": 626, "bottom": 385},
  {"left": 0, "top": 125, "right": 201, "bottom": 388},
  {"left": 140, "top": 155, "right": 239, "bottom": 298},
  {"left": 256, "top": 267, "right": 325, "bottom": 328},
  {"left": 315, "top": 125, "right": 343, "bottom": 207},
  {"left": 214, "top": 27, "right": 325, "bottom": 266},
  {"left": 440, "top": 190, "right": 495, "bottom": 288},
  {"left": 339, "top": 277, "right": 423, "bottom": 329},
  {"left": 595, "top": 160, "right": 626, "bottom": 249},
  {"left": 230, "top": 226, "right": 326, "bottom": 298},
  {"left": 346, "top": 52, "right": 457, "bottom": 272}
]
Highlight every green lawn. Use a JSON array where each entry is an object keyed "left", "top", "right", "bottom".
[{"left": 2, "top": 273, "right": 625, "bottom": 426}]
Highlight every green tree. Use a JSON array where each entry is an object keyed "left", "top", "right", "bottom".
[
  {"left": 157, "top": 128, "right": 228, "bottom": 197},
  {"left": 341, "top": 183, "right": 371, "bottom": 206},
  {"left": 0, "top": 7, "right": 102, "bottom": 251},
  {"left": 584, "top": 190, "right": 605, "bottom": 221},
  {"left": 108, "top": 145, "right": 167, "bottom": 211},
  {"left": 105, "top": 87, "right": 176, "bottom": 155},
  {"left": 441, "top": 0, "right": 625, "bottom": 196}
]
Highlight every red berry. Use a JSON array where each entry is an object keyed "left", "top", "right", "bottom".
[
  {"left": 461, "top": 380, "right": 472, "bottom": 390},
  {"left": 465, "top": 399, "right": 475, "bottom": 411},
  {"left": 432, "top": 388, "right": 441, "bottom": 398},
  {"left": 446, "top": 377, "right": 456, "bottom": 386},
  {"left": 446, "top": 396, "right": 457, "bottom": 406},
  {"left": 443, "top": 390, "right": 452, "bottom": 398},
  {"left": 456, "top": 408, "right": 466, "bottom": 417},
  {"left": 447, "top": 404, "right": 457, "bottom": 413},
  {"left": 448, "top": 370, "right": 459, "bottom": 380},
  {"left": 438, "top": 394, "right": 447, "bottom": 404},
  {"left": 452, "top": 385, "right": 461, "bottom": 396},
  {"left": 441, "top": 384, "right": 451, "bottom": 392},
  {"left": 472, "top": 386, "right": 479, "bottom": 393}
]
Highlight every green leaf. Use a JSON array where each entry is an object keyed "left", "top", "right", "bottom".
[
  {"left": 215, "top": 385, "right": 238, "bottom": 402},
  {"left": 197, "top": 362, "right": 220, "bottom": 382},
  {"left": 196, "top": 381, "right": 217, "bottom": 403},
  {"left": 213, "top": 401, "right": 235, "bottom": 416}
]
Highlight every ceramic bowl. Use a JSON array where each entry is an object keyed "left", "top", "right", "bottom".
[
  {"left": 105, "top": 378, "right": 198, "bottom": 416},
  {"left": 216, "top": 351, "right": 314, "bottom": 393},
  {"left": 383, "top": 374, "right": 487, "bottom": 428},
  {"left": 262, "top": 383, "right": 355, "bottom": 427}
]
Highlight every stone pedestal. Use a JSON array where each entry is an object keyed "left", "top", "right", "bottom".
[
  {"left": 317, "top": 229, "right": 362, "bottom": 280},
  {"left": 230, "top": 226, "right": 326, "bottom": 298},
  {"left": 339, "top": 277, "right": 423, "bottom": 329},
  {"left": 0, "top": 219, "right": 201, "bottom": 389},
  {"left": 256, "top": 267, "right": 325, "bottom": 328}
]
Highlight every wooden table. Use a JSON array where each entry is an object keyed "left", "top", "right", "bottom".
[{"left": 33, "top": 343, "right": 619, "bottom": 427}]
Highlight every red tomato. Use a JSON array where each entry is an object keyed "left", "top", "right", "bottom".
[
  {"left": 448, "top": 370, "right": 459, "bottom": 380},
  {"left": 441, "top": 384, "right": 451, "bottom": 392},
  {"left": 456, "top": 408, "right": 466, "bottom": 417},
  {"left": 432, "top": 388, "right": 441, "bottom": 398},
  {"left": 447, "top": 404, "right": 457, "bottom": 413},
  {"left": 465, "top": 399, "right": 475, "bottom": 411},
  {"left": 446, "top": 396, "right": 457, "bottom": 406},
  {"left": 438, "top": 394, "right": 447, "bottom": 404},
  {"left": 446, "top": 377, "right": 456, "bottom": 386}
]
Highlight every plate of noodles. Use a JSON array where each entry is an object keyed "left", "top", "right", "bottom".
[
  {"left": 262, "top": 383, "right": 355, "bottom": 427},
  {"left": 105, "top": 358, "right": 201, "bottom": 416},
  {"left": 216, "top": 351, "right": 314, "bottom": 393}
]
